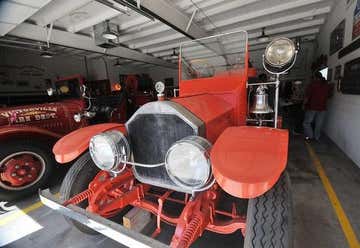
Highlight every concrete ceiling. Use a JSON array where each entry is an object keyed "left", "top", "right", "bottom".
[{"left": 0, "top": 0, "right": 335, "bottom": 68}]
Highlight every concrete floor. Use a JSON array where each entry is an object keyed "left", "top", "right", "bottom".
[{"left": 1, "top": 134, "right": 360, "bottom": 248}]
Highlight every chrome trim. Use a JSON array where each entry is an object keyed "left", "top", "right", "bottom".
[
  {"left": 125, "top": 101, "right": 205, "bottom": 137},
  {"left": 39, "top": 189, "right": 169, "bottom": 248},
  {"left": 125, "top": 101, "right": 205, "bottom": 194}
]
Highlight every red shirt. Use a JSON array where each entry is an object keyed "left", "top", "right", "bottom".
[{"left": 305, "top": 80, "right": 329, "bottom": 111}]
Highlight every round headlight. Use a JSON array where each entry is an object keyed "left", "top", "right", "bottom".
[
  {"left": 165, "top": 136, "right": 212, "bottom": 189},
  {"left": 264, "top": 37, "right": 296, "bottom": 68},
  {"left": 89, "top": 130, "right": 130, "bottom": 173}
]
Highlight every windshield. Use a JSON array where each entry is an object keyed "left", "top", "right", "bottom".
[
  {"left": 180, "top": 31, "right": 248, "bottom": 81},
  {"left": 55, "top": 78, "right": 81, "bottom": 99}
]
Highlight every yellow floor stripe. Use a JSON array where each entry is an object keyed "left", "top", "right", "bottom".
[
  {"left": 0, "top": 192, "right": 59, "bottom": 226},
  {"left": 306, "top": 143, "right": 360, "bottom": 248}
]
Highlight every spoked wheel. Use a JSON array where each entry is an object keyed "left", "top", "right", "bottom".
[
  {"left": 0, "top": 141, "right": 54, "bottom": 201},
  {"left": 244, "top": 172, "right": 293, "bottom": 248}
]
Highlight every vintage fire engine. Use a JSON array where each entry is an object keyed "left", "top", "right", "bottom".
[
  {"left": 40, "top": 31, "right": 297, "bottom": 247},
  {"left": 0, "top": 75, "right": 127, "bottom": 200}
]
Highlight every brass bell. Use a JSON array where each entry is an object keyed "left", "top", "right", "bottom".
[{"left": 249, "top": 86, "right": 274, "bottom": 114}]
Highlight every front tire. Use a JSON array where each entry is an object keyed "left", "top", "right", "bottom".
[
  {"left": 244, "top": 172, "right": 292, "bottom": 248},
  {"left": 0, "top": 141, "right": 54, "bottom": 201},
  {"left": 60, "top": 152, "right": 100, "bottom": 235}
]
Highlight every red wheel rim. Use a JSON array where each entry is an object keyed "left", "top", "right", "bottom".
[{"left": 0, "top": 151, "right": 46, "bottom": 191}]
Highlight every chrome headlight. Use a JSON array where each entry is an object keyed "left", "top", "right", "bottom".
[
  {"left": 264, "top": 37, "right": 296, "bottom": 68},
  {"left": 89, "top": 130, "right": 130, "bottom": 173},
  {"left": 165, "top": 136, "right": 212, "bottom": 189}
]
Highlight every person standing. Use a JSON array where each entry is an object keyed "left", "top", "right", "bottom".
[{"left": 303, "top": 71, "right": 330, "bottom": 141}]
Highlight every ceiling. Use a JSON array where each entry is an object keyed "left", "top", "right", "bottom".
[{"left": 0, "top": 0, "right": 335, "bottom": 68}]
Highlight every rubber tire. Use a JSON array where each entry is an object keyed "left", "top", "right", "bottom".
[
  {"left": 60, "top": 152, "right": 100, "bottom": 235},
  {"left": 0, "top": 141, "right": 54, "bottom": 201},
  {"left": 244, "top": 172, "right": 293, "bottom": 248}
]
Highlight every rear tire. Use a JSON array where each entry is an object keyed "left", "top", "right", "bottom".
[
  {"left": 0, "top": 141, "right": 54, "bottom": 201},
  {"left": 60, "top": 152, "right": 100, "bottom": 235},
  {"left": 244, "top": 172, "right": 292, "bottom": 248}
]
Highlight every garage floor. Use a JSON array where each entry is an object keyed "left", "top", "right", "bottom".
[{"left": 1, "top": 134, "right": 360, "bottom": 248}]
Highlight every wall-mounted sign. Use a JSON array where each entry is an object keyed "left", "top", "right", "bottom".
[
  {"left": 330, "top": 20, "right": 346, "bottom": 55},
  {"left": 353, "top": 0, "right": 360, "bottom": 39},
  {"left": 340, "top": 57, "right": 360, "bottom": 94}
]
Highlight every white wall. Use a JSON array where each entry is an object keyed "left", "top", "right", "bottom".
[
  {"left": 146, "top": 66, "right": 178, "bottom": 86},
  {"left": 0, "top": 47, "right": 177, "bottom": 95},
  {"left": 317, "top": 0, "right": 360, "bottom": 167},
  {"left": 87, "top": 58, "right": 178, "bottom": 88},
  {"left": 0, "top": 46, "right": 87, "bottom": 95}
]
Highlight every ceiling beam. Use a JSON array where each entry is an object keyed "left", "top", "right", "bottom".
[
  {"left": 146, "top": 4, "right": 329, "bottom": 56},
  {"left": 119, "top": 0, "right": 262, "bottom": 44},
  {"left": 192, "top": 0, "right": 262, "bottom": 22},
  {"left": 203, "top": 0, "right": 326, "bottom": 30},
  {"left": 67, "top": 5, "right": 119, "bottom": 33},
  {"left": 0, "top": 0, "right": 53, "bottom": 36},
  {"left": 139, "top": 0, "right": 210, "bottom": 39},
  {"left": 121, "top": 1, "right": 330, "bottom": 51},
  {"left": 138, "top": 0, "right": 231, "bottom": 62},
  {"left": 222, "top": 6, "right": 330, "bottom": 34},
  {"left": 8, "top": 23, "right": 176, "bottom": 68},
  {"left": 153, "top": 18, "right": 324, "bottom": 57},
  {"left": 143, "top": 17, "right": 323, "bottom": 54},
  {"left": 29, "top": 0, "right": 92, "bottom": 27},
  {"left": 168, "top": 28, "right": 319, "bottom": 61}
]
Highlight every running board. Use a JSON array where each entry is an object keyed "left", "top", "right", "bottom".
[{"left": 39, "top": 189, "right": 169, "bottom": 248}]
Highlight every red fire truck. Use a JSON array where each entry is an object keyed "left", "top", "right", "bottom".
[
  {"left": 0, "top": 75, "right": 127, "bottom": 200},
  {"left": 40, "top": 32, "right": 297, "bottom": 247}
]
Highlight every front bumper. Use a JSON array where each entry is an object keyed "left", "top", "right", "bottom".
[{"left": 39, "top": 189, "right": 169, "bottom": 248}]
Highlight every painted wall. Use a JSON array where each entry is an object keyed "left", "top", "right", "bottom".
[
  {"left": 317, "top": 0, "right": 360, "bottom": 167},
  {"left": 87, "top": 57, "right": 178, "bottom": 88},
  {"left": 0, "top": 46, "right": 178, "bottom": 98},
  {"left": 0, "top": 46, "right": 87, "bottom": 95}
]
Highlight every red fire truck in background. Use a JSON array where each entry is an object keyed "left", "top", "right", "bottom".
[{"left": 0, "top": 74, "right": 128, "bottom": 200}]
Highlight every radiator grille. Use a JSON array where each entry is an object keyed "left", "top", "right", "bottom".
[{"left": 127, "top": 114, "right": 195, "bottom": 189}]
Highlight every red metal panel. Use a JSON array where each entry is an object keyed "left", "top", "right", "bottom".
[
  {"left": 172, "top": 94, "right": 234, "bottom": 143},
  {"left": 210, "top": 126, "right": 289, "bottom": 199},
  {"left": 178, "top": 72, "right": 247, "bottom": 126},
  {"left": 0, "top": 125, "right": 62, "bottom": 140},
  {"left": 0, "top": 100, "right": 86, "bottom": 135},
  {"left": 53, "top": 123, "right": 127, "bottom": 163}
]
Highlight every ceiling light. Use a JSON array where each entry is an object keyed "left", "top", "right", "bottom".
[
  {"left": 114, "top": 59, "right": 122, "bottom": 67},
  {"left": 102, "top": 20, "right": 118, "bottom": 40},
  {"left": 40, "top": 51, "right": 53, "bottom": 58},
  {"left": 257, "top": 27, "right": 270, "bottom": 43},
  {"left": 170, "top": 48, "right": 179, "bottom": 59},
  {"left": 39, "top": 44, "right": 53, "bottom": 58}
]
